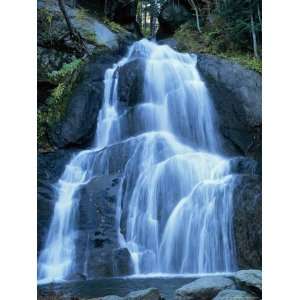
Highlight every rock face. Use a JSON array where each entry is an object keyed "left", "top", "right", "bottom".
[
  {"left": 50, "top": 52, "right": 120, "bottom": 148},
  {"left": 118, "top": 58, "right": 146, "bottom": 106},
  {"left": 74, "top": 173, "right": 134, "bottom": 278},
  {"left": 232, "top": 176, "right": 262, "bottom": 270},
  {"left": 175, "top": 276, "right": 236, "bottom": 300},
  {"left": 213, "top": 289, "right": 258, "bottom": 300},
  {"left": 157, "top": 2, "right": 192, "bottom": 39},
  {"left": 197, "top": 54, "right": 262, "bottom": 168},
  {"left": 37, "top": 150, "right": 75, "bottom": 252}
]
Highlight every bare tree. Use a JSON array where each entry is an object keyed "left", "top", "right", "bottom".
[
  {"left": 57, "top": 0, "right": 90, "bottom": 55},
  {"left": 250, "top": 11, "right": 258, "bottom": 58}
]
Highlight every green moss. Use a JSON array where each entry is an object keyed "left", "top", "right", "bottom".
[
  {"left": 38, "top": 58, "right": 85, "bottom": 150},
  {"left": 75, "top": 7, "right": 89, "bottom": 22},
  {"left": 48, "top": 58, "right": 83, "bottom": 83},
  {"left": 174, "top": 23, "right": 261, "bottom": 73},
  {"left": 102, "top": 18, "right": 128, "bottom": 34}
]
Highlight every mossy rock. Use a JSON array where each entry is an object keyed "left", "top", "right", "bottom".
[{"left": 37, "top": 58, "right": 85, "bottom": 151}]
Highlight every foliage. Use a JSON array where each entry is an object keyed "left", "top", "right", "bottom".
[
  {"left": 75, "top": 7, "right": 89, "bottom": 22},
  {"left": 102, "top": 17, "right": 128, "bottom": 34},
  {"left": 38, "top": 59, "right": 84, "bottom": 150},
  {"left": 174, "top": 23, "right": 261, "bottom": 73},
  {"left": 217, "top": 0, "right": 261, "bottom": 55},
  {"left": 48, "top": 59, "right": 83, "bottom": 84}
]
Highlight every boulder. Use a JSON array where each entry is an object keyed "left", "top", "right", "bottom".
[
  {"left": 118, "top": 58, "right": 146, "bottom": 106},
  {"left": 213, "top": 289, "right": 258, "bottom": 300},
  {"left": 157, "top": 2, "right": 192, "bottom": 39},
  {"left": 175, "top": 276, "right": 235, "bottom": 300},
  {"left": 112, "top": 248, "right": 134, "bottom": 276},
  {"left": 100, "top": 297, "right": 123, "bottom": 300},
  {"left": 125, "top": 288, "right": 161, "bottom": 300},
  {"left": 88, "top": 297, "right": 122, "bottom": 300},
  {"left": 37, "top": 0, "right": 123, "bottom": 50},
  {"left": 197, "top": 54, "right": 261, "bottom": 166},
  {"left": 234, "top": 270, "right": 262, "bottom": 297},
  {"left": 232, "top": 175, "right": 262, "bottom": 270}
]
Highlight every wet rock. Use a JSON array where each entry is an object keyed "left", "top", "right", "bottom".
[
  {"left": 100, "top": 297, "right": 123, "bottom": 300},
  {"left": 232, "top": 176, "right": 262, "bottom": 270},
  {"left": 175, "top": 276, "right": 235, "bottom": 300},
  {"left": 213, "top": 289, "right": 259, "bottom": 300},
  {"left": 157, "top": 38, "right": 178, "bottom": 50},
  {"left": 118, "top": 58, "right": 146, "bottom": 106},
  {"left": 197, "top": 54, "right": 261, "bottom": 166},
  {"left": 125, "top": 288, "right": 161, "bottom": 300},
  {"left": 37, "top": 149, "right": 75, "bottom": 252},
  {"left": 50, "top": 52, "right": 120, "bottom": 148},
  {"left": 157, "top": 2, "right": 192, "bottom": 39},
  {"left": 228, "top": 157, "right": 259, "bottom": 175},
  {"left": 234, "top": 270, "right": 262, "bottom": 297},
  {"left": 74, "top": 174, "right": 122, "bottom": 277},
  {"left": 112, "top": 248, "right": 134, "bottom": 276}
]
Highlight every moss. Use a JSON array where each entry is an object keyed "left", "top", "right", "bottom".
[
  {"left": 48, "top": 58, "right": 83, "bottom": 83},
  {"left": 75, "top": 7, "right": 89, "bottom": 22},
  {"left": 102, "top": 17, "right": 128, "bottom": 34},
  {"left": 38, "top": 58, "right": 85, "bottom": 150},
  {"left": 174, "top": 23, "right": 262, "bottom": 74}
]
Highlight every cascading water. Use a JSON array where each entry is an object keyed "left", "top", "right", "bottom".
[{"left": 38, "top": 39, "right": 237, "bottom": 283}]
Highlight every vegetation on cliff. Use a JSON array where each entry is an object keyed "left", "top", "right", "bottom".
[{"left": 38, "top": 58, "right": 85, "bottom": 150}]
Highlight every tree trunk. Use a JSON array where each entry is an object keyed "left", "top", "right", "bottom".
[
  {"left": 57, "top": 0, "right": 89, "bottom": 55},
  {"left": 250, "top": 12, "right": 258, "bottom": 58},
  {"left": 104, "top": 0, "right": 108, "bottom": 17},
  {"left": 58, "top": 0, "right": 76, "bottom": 37},
  {"left": 143, "top": 4, "right": 147, "bottom": 31},
  {"left": 257, "top": 4, "right": 261, "bottom": 25},
  {"left": 187, "top": 0, "right": 201, "bottom": 33}
]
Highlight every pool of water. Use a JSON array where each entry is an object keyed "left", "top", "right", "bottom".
[{"left": 38, "top": 276, "right": 201, "bottom": 299}]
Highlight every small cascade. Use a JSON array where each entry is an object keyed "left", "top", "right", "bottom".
[{"left": 38, "top": 39, "right": 238, "bottom": 283}]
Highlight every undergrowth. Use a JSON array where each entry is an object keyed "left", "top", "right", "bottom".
[
  {"left": 174, "top": 22, "right": 261, "bottom": 73},
  {"left": 102, "top": 17, "right": 128, "bottom": 34}
]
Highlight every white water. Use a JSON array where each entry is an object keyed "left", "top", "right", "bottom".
[{"left": 38, "top": 39, "right": 237, "bottom": 283}]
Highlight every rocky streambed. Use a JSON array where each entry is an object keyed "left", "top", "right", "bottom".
[{"left": 38, "top": 270, "right": 262, "bottom": 300}]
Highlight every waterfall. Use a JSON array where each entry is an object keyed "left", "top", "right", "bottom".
[{"left": 38, "top": 39, "right": 237, "bottom": 283}]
